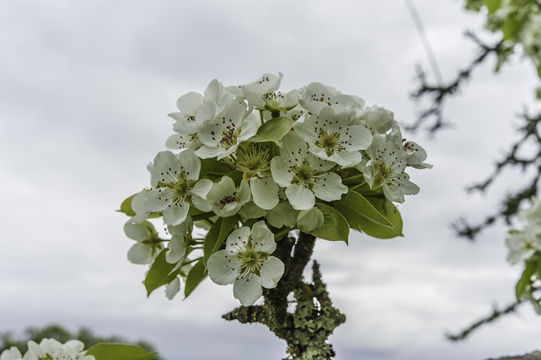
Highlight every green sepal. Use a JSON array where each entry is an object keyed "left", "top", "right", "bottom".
[
  {"left": 85, "top": 343, "right": 156, "bottom": 360},
  {"left": 335, "top": 196, "right": 403, "bottom": 239},
  {"left": 203, "top": 215, "right": 238, "bottom": 266},
  {"left": 144, "top": 249, "right": 178, "bottom": 297},
  {"left": 308, "top": 203, "right": 349, "bottom": 243},
  {"left": 184, "top": 258, "right": 207, "bottom": 298},
  {"left": 248, "top": 117, "right": 293, "bottom": 146}
]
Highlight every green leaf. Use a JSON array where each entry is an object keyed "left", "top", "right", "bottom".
[
  {"left": 537, "top": 66, "right": 541, "bottom": 79},
  {"left": 144, "top": 250, "right": 177, "bottom": 297},
  {"left": 309, "top": 203, "right": 349, "bottom": 243},
  {"left": 335, "top": 196, "right": 403, "bottom": 239},
  {"left": 203, "top": 216, "right": 238, "bottom": 266},
  {"left": 502, "top": 15, "right": 521, "bottom": 41},
  {"left": 483, "top": 0, "right": 501, "bottom": 13},
  {"left": 86, "top": 343, "right": 156, "bottom": 360},
  {"left": 184, "top": 258, "right": 207, "bottom": 298},
  {"left": 342, "top": 191, "right": 394, "bottom": 228},
  {"left": 248, "top": 117, "right": 293, "bottom": 146},
  {"left": 118, "top": 194, "right": 136, "bottom": 216},
  {"left": 516, "top": 260, "right": 537, "bottom": 300}
]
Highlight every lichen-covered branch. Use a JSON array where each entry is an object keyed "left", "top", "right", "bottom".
[{"left": 222, "top": 233, "right": 346, "bottom": 360}]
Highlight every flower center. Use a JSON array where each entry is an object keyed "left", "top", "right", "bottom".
[
  {"left": 372, "top": 160, "right": 393, "bottom": 188},
  {"left": 237, "top": 241, "right": 269, "bottom": 277},
  {"left": 291, "top": 160, "right": 315, "bottom": 189},
  {"left": 315, "top": 129, "right": 343, "bottom": 157},
  {"left": 166, "top": 174, "right": 196, "bottom": 204},
  {"left": 219, "top": 192, "right": 238, "bottom": 207},
  {"left": 220, "top": 125, "right": 239, "bottom": 148},
  {"left": 235, "top": 144, "right": 271, "bottom": 180}
]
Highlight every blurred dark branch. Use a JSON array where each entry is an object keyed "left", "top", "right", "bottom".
[
  {"left": 453, "top": 111, "right": 541, "bottom": 240},
  {"left": 446, "top": 299, "right": 525, "bottom": 341},
  {"left": 407, "top": 31, "right": 504, "bottom": 134}
]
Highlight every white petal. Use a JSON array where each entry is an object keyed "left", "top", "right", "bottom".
[
  {"left": 204, "top": 79, "right": 221, "bottom": 103},
  {"left": 178, "top": 150, "right": 201, "bottom": 180},
  {"left": 285, "top": 184, "right": 315, "bottom": 210},
  {"left": 250, "top": 220, "right": 276, "bottom": 253},
  {"left": 260, "top": 256, "right": 285, "bottom": 288},
  {"left": 313, "top": 172, "right": 348, "bottom": 201},
  {"left": 238, "top": 112, "right": 261, "bottom": 142},
  {"left": 165, "top": 277, "right": 181, "bottom": 300},
  {"left": 330, "top": 151, "right": 363, "bottom": 167},
  {"left": 233, "top": 275, "right": 263, "bottom": 305},
  {"left": 239, "top": 202, "right": 267, "bottom": 219},
  {"left": 163, "top": 202, "right": 189, "bottom": 226},
  {"left": 195, "top": 146, "right": 224, "bottom": 159},
  {"left": 166, "top": 235, "right": 186, "bottom": 264},
  {"left": 270, "top": 157, "right": 293, "bottom": 187},
  {"left": 127, "top": 243, "right": 152, "bottom": 264},
  {"left": 207, "top": 250, "right": 240, "bottom": 285},
  {"left": 176, "top": 92, "right": 204, "bottom": 115},
  {"left": 191, "top": 194, "right": 211, "bottom": 212},
  {"left": 342, "top": 125, "right": 373, "bottom": 151},
  {"left": 207, "top": 176, "right": 236, "bottom": 204},
  {"left": 250, "top": 177, "right": 279, "bottom": 210},
  {"left": 237, "top": 180, "right": 252, "bottom": 207},
  {"left": 307, "top": 153, "right": 335, "bottom": 172},
  {"left": 141, "top": 189, "right": 170, "bottom": 212},
  {"left": 191, "top": 179, "right": 213, "bottom": 198},
  {"left": 150, "top": 151, "right": 181, "bottom": 187},
  {"left": 165, "top": 133, "right": 195, "bottom": 150},
  {"left": 123, "top": 221, "right": 150, "bottom": 241},
  {"left": 225, "top": 227, "right": 250, "bottom": 253}
]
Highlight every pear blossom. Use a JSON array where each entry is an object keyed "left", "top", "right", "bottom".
[
  {"left": 123, "top": 220, "right": 162, "bottom": 265},
  {"left": 355, "top": 105, "right": 396, "bottom": 134},
  {"left": 294, "top": 106, "right": 372, "bottom": 166},
  {"left": 206, "top": 176, "right": 251, "bottom": 217},
  {"left": 270, "top": 132, "right": 348, "bottom": 210},
  {"left": 232, "top": 143, "right": 279, "bottom": 210},
  {"left": 506, "top": 225, "right": 541, "bottom": 265},
  {"left": 519, "top": 197, "right": 541, "bottom": 224},
  {"left": 359, "top": 134, "right": 420, "bottom": 203},
  {"left": 165, "top": 217, "right": 192, "bottom": 264},
  {"left": 262, "top": 90, "right": 298, "bottom": 112},
  {"left": 165, "top": 276, "right": 181, "bottom": 300},
  {"left": 240, "top": 73, "right": 283, "bottom": 108},
  {"left": 207, "top": 221, "right": 285, "bottom": 305},
  {"left": 196, "top": 103, "right": 260, "bottom": 160},
  {"left": 24, "top": 339, "right": 94, "bottom": 360},
  {"left": 298, "top": 82, "right": 365, "bottom": 115},
  {"left": 132, "top": 150, "right": 212, "bottom": 225},
  {"left": 0, "top": 348, "right": 22, "bottom": 360}
]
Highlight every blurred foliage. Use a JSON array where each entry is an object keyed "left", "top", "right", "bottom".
[
  {"left": 0, "top": 324, "right": 161, "bottom": 359},
  {"left": 409, "top": 0, "right": 541, "bottom": 342}
]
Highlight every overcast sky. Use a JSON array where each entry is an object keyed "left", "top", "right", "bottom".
[{"left": 1, "top": 1, "right": 541, "bottom": 359}]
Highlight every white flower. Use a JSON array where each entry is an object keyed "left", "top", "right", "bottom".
[
  {"left": 262, "top": 90, "right": 298, "bottom": 112},
  {"left": 166, "top": 217, "right": 192, "bottom": 264},
  {"left": 294, "top": 107, "right": 372, "bottom": 166},
  {"left": 240, "top": 73, "right": 283, "bottom": 108},
  {"left": 519, "top": 197, "right": 541, "bottom": 224},
  {"left": 355, "top": 105, "right": 396, "bottom": 134},
  {"left": 123, "top": 221, "right": 161, "bottom": 265},
  {"left": 298, "top": 82, "right": 365, "bottom": 115},
  {"left": 506, "top": 225, "right": 541, "bottom": 265},
  {"left": 270, "top": 132, "right": 348, "bottom": 210},
  {"left": 132, "top": 150, "right": 212, "bottom": 225},
  {"left": 0, "top": 347, "right": 22, "bottom": 360},
  {"left": 25, "top": 339, "right": 93, "bottom": 360},
  {"left": 196, "top": 103, "right": 260, "bottom": 160},
  {"left": 206, "top": 176, "right": 251, "bottom": 217},
  {"left": 359, "top": 134, "right": 420, "bottom": 203},
  {"left": 207, "top": 221, "right": 285, "bottom": 305}
]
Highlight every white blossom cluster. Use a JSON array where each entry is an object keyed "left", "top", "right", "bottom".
[
  {"left": 505, "top": 197, "right": 541, "bottom": 265},
  {"left": 122, "top": 73, "right": 431, "bottom": 305},
  {"left": 0, "top": 339, "right": 93, "bottom": 360}
]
